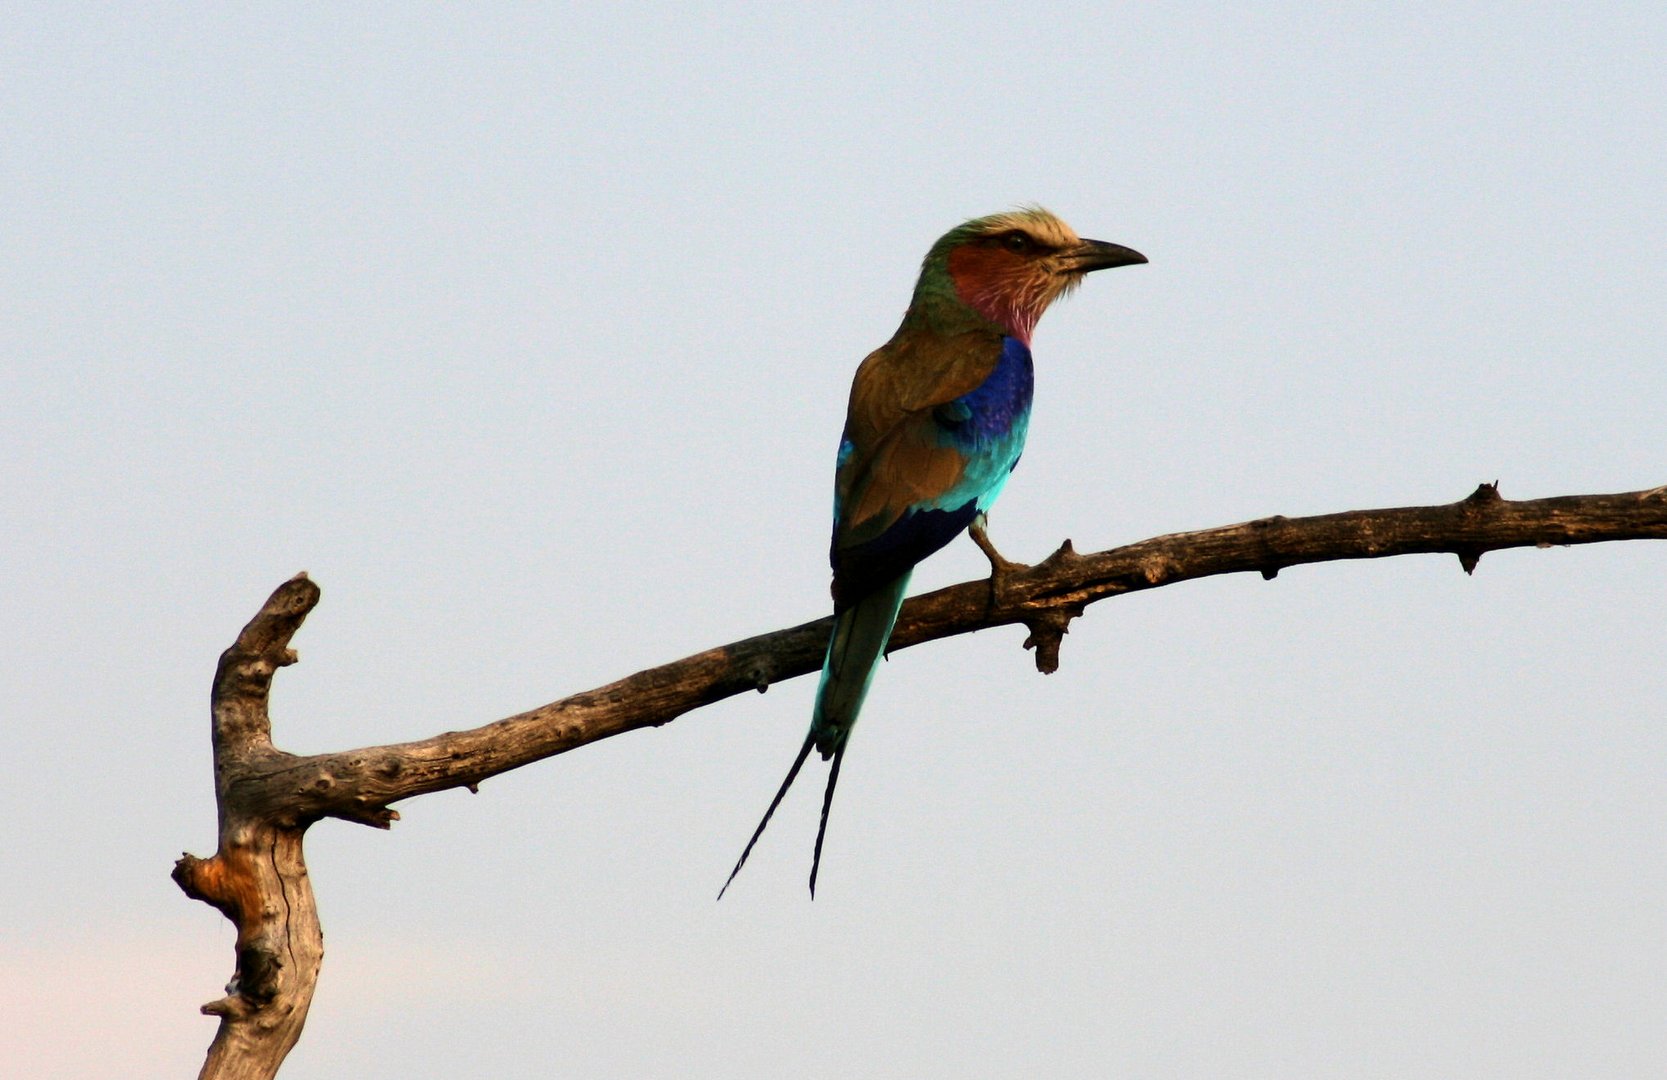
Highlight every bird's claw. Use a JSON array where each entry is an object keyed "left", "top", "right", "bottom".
[{"left": 969, "top": 514, "right": 1024, "bottom": 609}]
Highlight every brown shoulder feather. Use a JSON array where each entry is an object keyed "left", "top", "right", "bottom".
[{"left": 835, "top": 328, "right": 1004, "bottom": 547}]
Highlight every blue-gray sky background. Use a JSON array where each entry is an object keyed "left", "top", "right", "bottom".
[{"left": 3, "top": 4, "right": 1664, "bottom": 1077}]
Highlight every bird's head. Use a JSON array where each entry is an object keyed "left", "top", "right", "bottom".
[{"left": 913, "top": 207, "right": 1146, "bottom": 343}]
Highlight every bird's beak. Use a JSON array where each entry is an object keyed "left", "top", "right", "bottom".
[{"left": 1064, "top": 239, "right": 1148, "bottom": 274}]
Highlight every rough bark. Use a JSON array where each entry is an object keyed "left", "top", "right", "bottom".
[
  {"left": 175, "top": 575, "right": 323, "bottom": 1080},
  {"left": 177, "top": 482, "right": 1666, "bottom": 1078}
]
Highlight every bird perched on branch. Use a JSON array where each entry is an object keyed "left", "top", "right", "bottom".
[{"left": 719, "top": 207, "right": 1146, "bottom": 898}]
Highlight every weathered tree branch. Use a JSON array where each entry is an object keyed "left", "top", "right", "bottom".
[
  {"left": 175, "top": 574, "right": 323, "bottom": 1080},
  {"left": 178, "top": 482, "right": 1666, "bottom": 1078}
]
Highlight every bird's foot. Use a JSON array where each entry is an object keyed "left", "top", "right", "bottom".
[{"left": 969, "top": 514, "right": 1024, "bottom": 609}]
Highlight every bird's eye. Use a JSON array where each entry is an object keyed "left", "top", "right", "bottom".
[{"left": 1002, "top": 232, "right": 1033, "bottom": 253}]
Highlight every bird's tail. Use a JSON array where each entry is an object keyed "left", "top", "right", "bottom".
[
  {"left": 717, "top": 732, "right": 815, "bottom": 901},
  {"left": 716, "top": 572, "right": 912, "bottom": 900},
  {"left": 811, "top": 571, "right": 912, "bottom": 754},
  {"left": 804, "top": 572, "right": 911, "bottom": 895}
]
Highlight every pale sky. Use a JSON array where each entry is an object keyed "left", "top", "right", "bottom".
[{"left": 4, "top": 4, "right": 1665, "bottom": 1078}]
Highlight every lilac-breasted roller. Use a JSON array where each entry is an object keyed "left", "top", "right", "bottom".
[{"left": 719, "top": 208, "right": 1146, "bottom": 898}]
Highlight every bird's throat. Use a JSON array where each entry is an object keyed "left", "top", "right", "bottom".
[{"left": 945, "top": 246, "right": 1056, "bottom": 344}]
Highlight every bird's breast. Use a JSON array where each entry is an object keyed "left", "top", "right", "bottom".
[{"left": 933, "top": 336, "right": 1034, "bottom": 452}]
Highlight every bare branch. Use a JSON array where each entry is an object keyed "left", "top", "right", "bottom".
[
  {"left": 284, "top": 483, "right": 1667, "bottom": 819},
  {"left": 176, "top": 574, "right": 324, "bottom": 1080},
  {"left": 176, "top": 482, "right": 1666, "bottom": 1077}
]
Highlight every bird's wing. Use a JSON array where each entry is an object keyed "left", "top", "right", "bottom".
[{"left": 830, "top": 331, "right": 1006, "bottom": 605}]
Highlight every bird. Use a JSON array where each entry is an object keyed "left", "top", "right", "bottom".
[{"left": 718, "top": 207, "right": 1146, "bottom": 899}]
